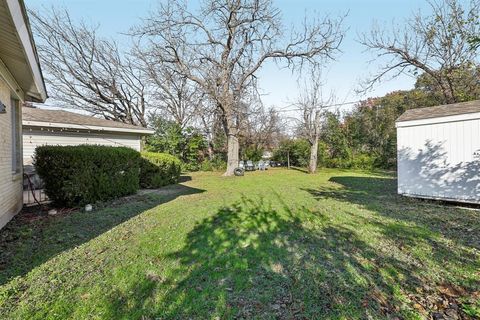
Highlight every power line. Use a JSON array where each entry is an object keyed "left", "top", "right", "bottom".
[{"left": 276, "top": 100, "right": 362, "bottom": 113}]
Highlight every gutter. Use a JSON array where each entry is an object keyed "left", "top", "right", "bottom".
[{"left": 23, "top": 120, "right": 155, "bottom": 135}]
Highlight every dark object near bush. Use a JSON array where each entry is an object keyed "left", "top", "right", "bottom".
[
  {"left": 140, "top": 152, "right": 181, "bottom": 188},
  {"left": 270, "top": 161, "right": 282, "bottom": 167},
  {"left": 234, "top": 167, "right": 245, "bottom": 176},
  {"left": 244, "top": 160, "right": 255, "bottom": 171},
  {"left": 35, "top": 145, "right": 140, "bottom": 207}
]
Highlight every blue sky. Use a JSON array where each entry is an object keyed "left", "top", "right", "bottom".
[{"left": 26, "top": 0, "right": 437, "bottom": 113}]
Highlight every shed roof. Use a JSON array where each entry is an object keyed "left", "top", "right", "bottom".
[
  {"left": 396, "top": 100, "right": 480, "bottom": 123},
  {"left": 23, "top": 107, "right": 154, "bottom": 134}
]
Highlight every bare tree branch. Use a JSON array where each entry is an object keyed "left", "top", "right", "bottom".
[
  {"left": 134, "top": 0, "right": 344, "bottom": 175},
  {"left": 295, "top": 67, "right": 334, "bottom": 173},
  {"left": 30, "top": 7, "right": 150, "bottom": 126},
  {"left": 360, "top": 0, "right": 480, "bottom": 104}
]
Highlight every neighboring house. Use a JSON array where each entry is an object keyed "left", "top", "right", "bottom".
[
  {"left": 22, "top": 107, "right": 154, "bottom": 165},
  {"left": 0, "top": 0, "right": 47, "bottom": 229},
  {"left": 396, "top": 100, "right": 480, "bottom": 204}
]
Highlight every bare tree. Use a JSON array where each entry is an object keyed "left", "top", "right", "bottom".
[
  {"left": 30, "top": 8, "right": 149, "bottom": 126},
  {"left": 135, "top": 0, "right": 344, "bottom": 175},
  {"left": 296, "top": 69, "right": 332, "bottom": 174},
  {"left": 360, "top": 0, "right": 480, "bottom": 104},
  {"left": 136, "top": 47, "right": 206, "bottom": 129},
  {"left": 240, "top": 101, "right": 285, "bottom": 156}
]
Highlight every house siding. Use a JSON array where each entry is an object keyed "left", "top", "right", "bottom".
[
  {"left": 23, "top": 128, "right": 142, "bottom": 165},
  {"left": 0, "top": 76, "right": 23, "bottom": 229}
]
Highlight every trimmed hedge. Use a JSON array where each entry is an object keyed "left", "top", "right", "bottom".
[
  {"left": 140, "top": 152, "right": 181, "bottom": 188},
  {"left": 34, "top": 145, "right": 140, "bottom": 207}
]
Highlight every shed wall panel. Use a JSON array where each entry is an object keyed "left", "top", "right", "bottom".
[{"left": 397, "top": 118, "right": 480, "bottom": 203}]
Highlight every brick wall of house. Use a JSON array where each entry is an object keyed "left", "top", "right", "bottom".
[{"left": 0, "top": 76, "right": 23, "bottom": 229}]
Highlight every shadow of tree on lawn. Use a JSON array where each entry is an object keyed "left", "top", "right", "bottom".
[
  {"left": 302, "top": 175, "right": 480, "bottom": 250},
  {"left": 288, "top": 166, "right": 309, "bottom": 174},
  {"left": 118, "top": 196, "right": 442, "bottom": 319},
  {"left": 0, "top": 181, "right": 204, "bottom": 286},
  {"left": 301, "top": 175, "right": 480, "bottom": 318}
]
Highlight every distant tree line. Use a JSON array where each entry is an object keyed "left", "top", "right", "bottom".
[
  {"left": 274, "top": 0, "right": 480, "bottom": 171},
  {"left": 30, "top": 0, "right": 479, "bottom": 173},
  {"left": 145, "top": 101, "right": 287, "bottom": 171},
  {"left": 274, "top": 65, "right": 480, "bottom": 169}
]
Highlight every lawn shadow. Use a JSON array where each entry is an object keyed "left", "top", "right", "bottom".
[
  {"left": 124, "top": 195, "right": 442, "bottom": 319},
  {"left": 0, "top": 180, "right": 204, "bottom": 286},
  {"left": 302, "top": 176, "right": 480, "bottom": 250},
  {"left": 178, "top": 175, "right": 193, "bottom": 183},
  {"left": 301, "top": 175, "right": 480, "bottom": 317},
  {"left": 288, "top": 166, "right": 309, "bottom": 174}
]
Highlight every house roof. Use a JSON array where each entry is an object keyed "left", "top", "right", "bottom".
[
  {"left": 0, "top": 0, "right": 47, "bottom": 102},
  {"left": 396, "top": 100, "right": 480, "bottom": 123},
  {"left": 23, "top": 107, "right": 154, "bottom": 134}
]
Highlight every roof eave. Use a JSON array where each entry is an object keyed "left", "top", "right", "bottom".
[
  {"left": 6, "top": 0, "right": 47, "bottom": 102},
  {"left": 396, "top": 111, "right": 480, "bottom": 128}
]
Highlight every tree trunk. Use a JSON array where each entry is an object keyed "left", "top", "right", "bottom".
[
  {"left": 206, "top": 140, "right": 215, "bottom": 160},
  {"left": 308, "top": 139, "right": 318, "bottom": 174},
  {"left": 437, "top": 78, "right": 456, "bottom": 104},
  {"left": 224, "top": 133, "right": 239, "bottom": 176}
]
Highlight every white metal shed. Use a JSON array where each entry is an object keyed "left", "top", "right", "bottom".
[
  {"left": 22, "top": 106, "right": 154, "bottom": 165},
  {"left": 396, "top": 100, "right": 480, "bottom": 204}
]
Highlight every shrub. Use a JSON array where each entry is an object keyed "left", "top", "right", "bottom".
[
  {"left": 145, "top": 116, "right": 209, "bottom": 170},
  {"left": 323, "top": 154, "right": 377, "bottom": 170},
  {"left": 181, "top": 161, "right": 201, "bottom": 172},
  {"left": 351, "top": 154, "right": 376, "bottom": 169},
  {"left": 140, "top": 152, "right": 181, "bottom": 188},
  {"left": 324, "top": 157, "right": 351, "bottom": 169},
  {"left": 243, "top": 146, "right": 264, "bottom": 162},
  {"left": 316, "top": 141, "right": 330, "bottom": 168},
  {"left": 273, "top": 139, "right": 310, "bottom": 167},
  {"left": 34, "top": 145, "right": 140, "bottom": 207},
  {"left": 199, "top": 158, "right": 227, "bottom": 171},
  {"left": 199, "top": 160, "right": 214, "bottom": 171}
]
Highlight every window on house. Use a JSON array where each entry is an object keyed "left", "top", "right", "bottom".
[{"left": 11, "top": 99, "right": 21, "bottom": 174}]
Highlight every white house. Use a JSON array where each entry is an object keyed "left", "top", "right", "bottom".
[
  {"left": 0, "top": 0, "right": 47, "bottom": 229},
  {"left": 22, "top": 107, "right": 154, "bottom": 165},
  {"left": 396, "top": 100, "right": 480, "bottom": 204}
]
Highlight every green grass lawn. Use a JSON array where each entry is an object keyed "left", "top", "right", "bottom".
[{"left": 0, "top": 169, "right": 479, "bottom": 319}]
